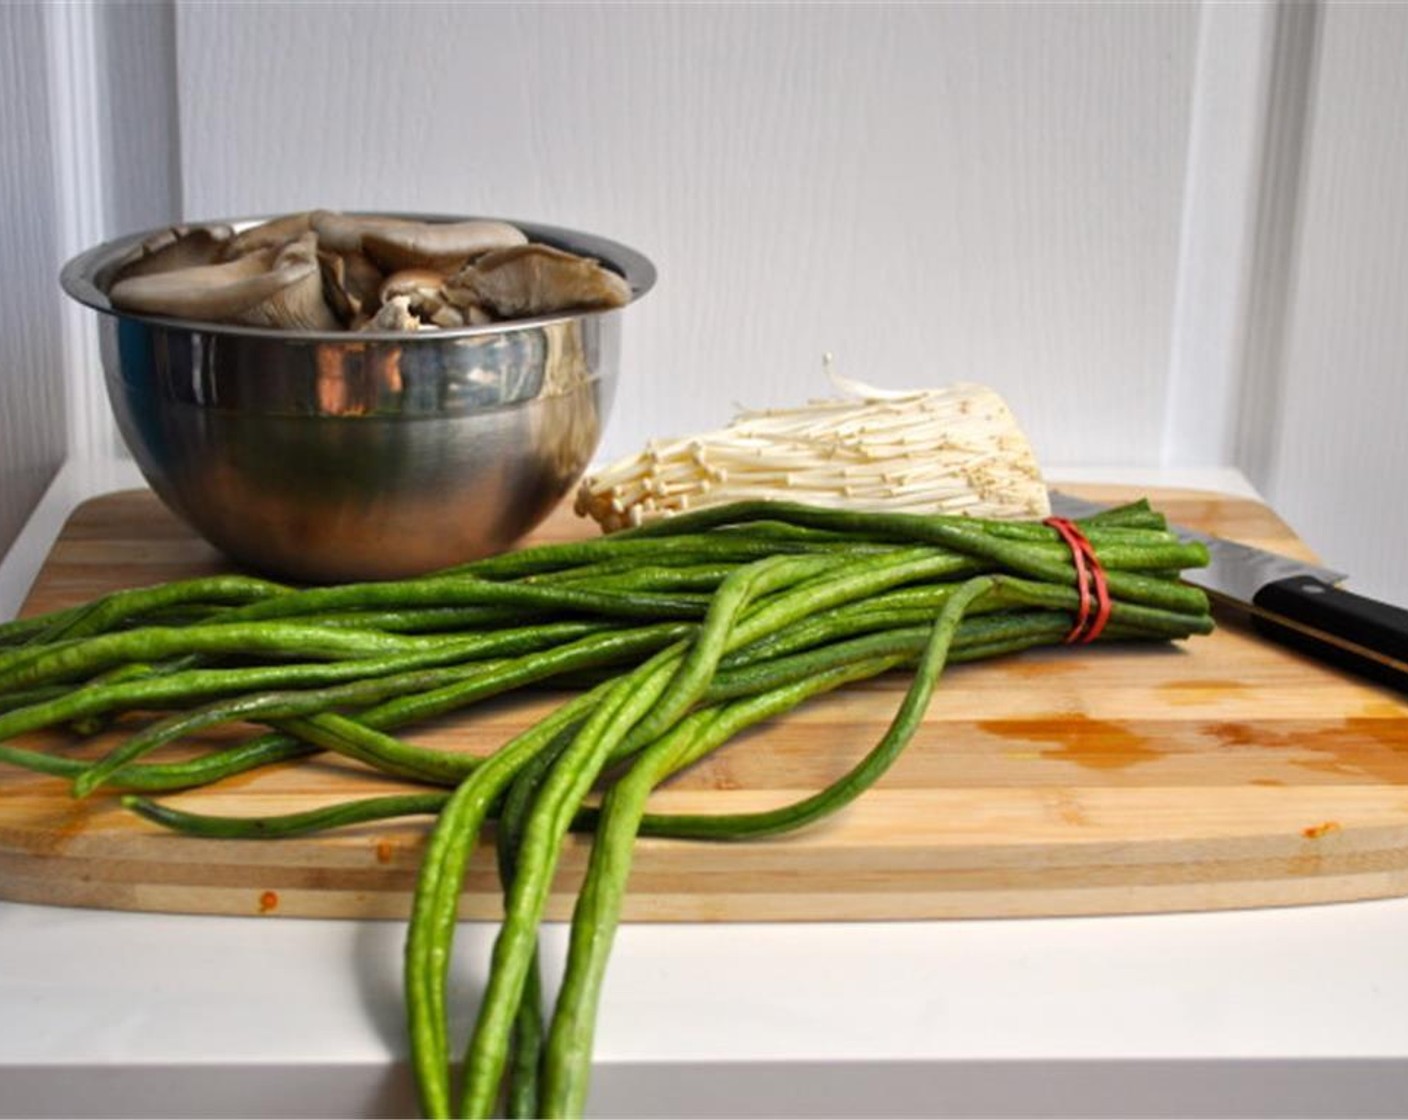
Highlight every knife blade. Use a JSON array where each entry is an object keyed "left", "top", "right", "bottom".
[{"left": 1048, "top": 490, "right": 1408, "bottom": 692}]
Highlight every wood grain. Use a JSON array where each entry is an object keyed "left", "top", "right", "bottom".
[{"left": 3, "top": 486, "right": 1407, "bottom": 922}]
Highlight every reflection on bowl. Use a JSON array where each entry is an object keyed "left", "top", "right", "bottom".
[{"left": 60, "top": 214, "right": 656, "bottom": 582}]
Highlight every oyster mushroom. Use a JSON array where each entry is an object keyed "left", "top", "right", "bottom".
[
  {"left": 223, "top": 211, "right": 314, "bottom": 258},
  {"left": 362, "top": 294, "right": 423, "bottom": 332},
  {"left": 97, "top": 211, "right": 631, "bottom": 333},
  {"left": 442, "top": 291, "right": 495, "bottom": 326},
  {"left": 379, "top": 267, "right": 447, "bottom": 307},
  {"left": 318, "top": 248, "right": 385, "bottom": 325},
  {"left": 98, "top": 223, "right": 235, "bottom": 290},
  {"left": 377, "top": 268, "right": 484, "bottom": 328},
  {"left": 360, "top": 218, "right": 527, "bottom": 273},
  {"left": 447, "top": 242, "right": 631, "bottom": 318},
  {"left": 108, "top": 231, "right": 338, "bottom": 330},
  {"left": 309, "top": 211, "right": 422, "bottom": 255}
]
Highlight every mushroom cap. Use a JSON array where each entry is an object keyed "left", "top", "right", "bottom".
[
  {"left": 361, "top": 219, "right": 528, "bottom": 274},
  {"left": 99, "top": 223, "right": 235, "bottom": 290},
  {"left": 378, "top": 267, "right": 448, "bottom": 305},
  {"left": 448, "top": 242, "right": 631, "bottom": 319},
  {"left": 223, "top": 212, "right": 315, "bottom": 258},
  {"left": 309, "top": 211, "right": 422, "bottom": 255},
  {"left": 109, "top": 232, "right": 338, "bottom": 330}
]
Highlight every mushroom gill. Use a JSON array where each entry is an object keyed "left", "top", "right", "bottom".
[
  {"left": 98, "top": 224, "right": 235, "bottom": 290},
  {"left": 318, "top": 248, "right": 385, "bottom": 326},
  {"left": 109, "top": 231, "right": 338, "bottom": 330}
]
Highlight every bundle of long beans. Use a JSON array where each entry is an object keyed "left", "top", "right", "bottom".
[{"left": 0, "top": 498, "right": 1212, "bottom": 1118}]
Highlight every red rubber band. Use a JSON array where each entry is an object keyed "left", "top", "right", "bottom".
[
  {"left": 1045, "top": 518, "right": 1091, "bottom": 641},
  {"left": 1043, "top": 517, "right": 1111, "bottom": 644},
  {"left": 1084, "top": 543, "right": 1112, "bottom": 642}
]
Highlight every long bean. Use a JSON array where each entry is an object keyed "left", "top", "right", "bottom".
[
  {"left": 454, "top": 651, "right": 682, "bottom": 1118},
  {"left": 77, "top": 623, "right": 693, "bottom": 796},
  {"left": 648, "top": 578, "right": 992, "bottom": 841},
  {"left": 83, "top": 608, "right": 1096, "bottom": 840},
  {"left": 122, "top": 790, "right": 448, "bottom": 837},
  {"left": 75, "top": 663, "right": 510, "bottom": 797},
  {"left": 405, "top": 679, "right": 634, "bottom": 1119},
  {"left": 603, "top": 500, "right": 1209, "bottom": 613},
  {"left": 0, "top": 622, "right": 612, "bottom": 760},
  {"left": 457, "top": 549, "right": 907, "bottom": 1115},
  {"left": 450, "top": 532, "right": 878, "bottom": 580},
  {"left": 0, "top": 574, "right": 291, "bottom": 650},
  {"left": 0, "top": 736, "right": 319, "bottom": 791},
  {"left": 611, "top": 497, "right": 1166, "bottom": 539},
  {"left": 0, "top": 622, "right": 508, "bottom": 694},
  {"left": 31, "top": 574, "right": 291, "bottom": 644},
  {"left": 202, "top": 578, "right": 712, "bottom": 630},
  {"left": 545, "top": 579, "right": 991, "bottom": 1113},
  {"left": 0, "top": 494, "right": 1218, "bottom": 1120},
  {"left": 112, "top": 608, "right": 1181, "bottom": 844},
  {"left": 493, "top": 735, "right": 576, "bottom": 1120}
]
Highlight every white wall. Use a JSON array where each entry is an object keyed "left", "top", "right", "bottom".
[
  {"left": 1263, "top": 2, "right": 1408, "bottom": 605},
  {"left": 0, "top": 2, "right": 68, "bottom": 550},
  {"left": 173, "top": 1, "right": 1200, "bottom": 469},
  {"left": 53, "top": 0, "right": 180, "bottom": 461},
  {"left": 0, "top": 0, "right": 178, "bottom": 561}
]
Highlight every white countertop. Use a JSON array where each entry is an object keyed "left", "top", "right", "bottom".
[{"left": 5, "top": 458, "right": 1407, "bottom": 1119}]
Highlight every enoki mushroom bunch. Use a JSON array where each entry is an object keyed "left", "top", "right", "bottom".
[
  {"left": 0, "top": 499, "right": 1212, "bottom": 1118},
  {"left": 577, "top": 370, "right": 1050, "bottom": 531}
]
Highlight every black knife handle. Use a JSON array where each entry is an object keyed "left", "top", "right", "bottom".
[{"left": 1251, "top": 575, "right": 1408, "bottom": 692}]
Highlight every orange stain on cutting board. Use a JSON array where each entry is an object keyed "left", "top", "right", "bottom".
[
  {"left": 1205, "top": 718, "right": 1408, "bottom": 784},
  {"left": 21, "top": 799, "right": 106, "bottom": 857},
  {"left": 978, "top": 713, "right": 1160, "bottom": 771}
]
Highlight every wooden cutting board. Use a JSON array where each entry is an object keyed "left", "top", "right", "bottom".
[{"left": 2, "top": 485, "right": 1407, "bottom": 922}]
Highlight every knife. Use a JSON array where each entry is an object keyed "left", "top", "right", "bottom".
[{"left": 1048, "top": 491, "right": 1408, "bottom": 693}]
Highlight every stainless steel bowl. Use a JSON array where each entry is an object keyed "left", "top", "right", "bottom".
[{"left": 60, "top": 214, "right": 655, "bottom": 582}]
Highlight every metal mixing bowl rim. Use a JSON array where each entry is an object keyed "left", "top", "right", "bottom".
[{"left": 59, "top": 211, "right": 657, "bottom": 343}]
